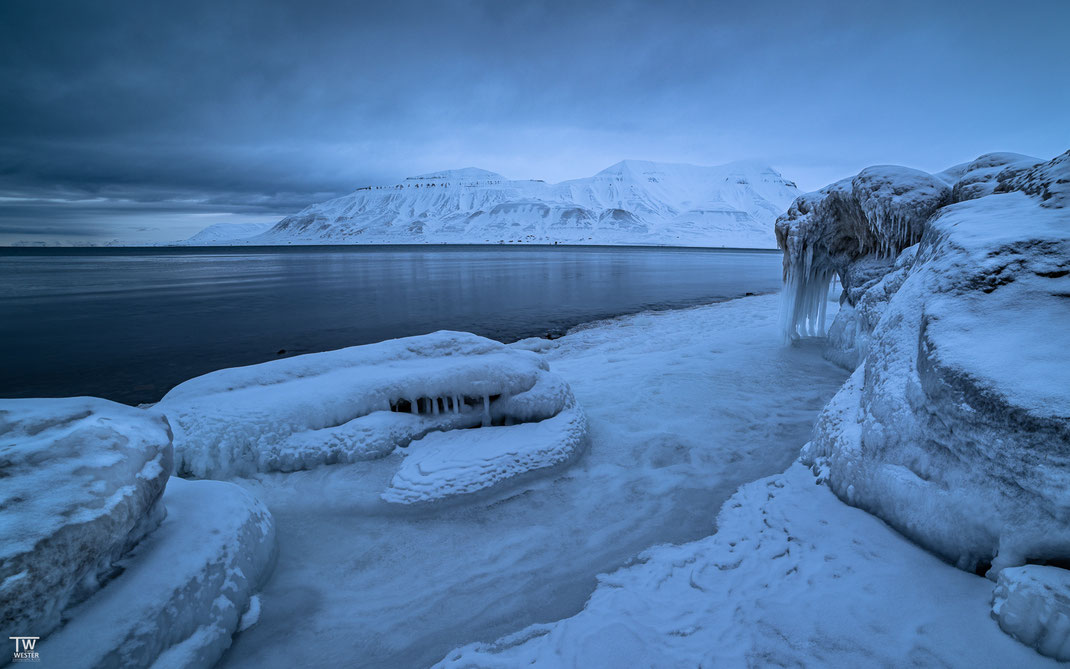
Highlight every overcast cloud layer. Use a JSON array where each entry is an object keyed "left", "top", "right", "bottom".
[{"left": 1, "top": 0, "right": 1068, "bottom": 243}]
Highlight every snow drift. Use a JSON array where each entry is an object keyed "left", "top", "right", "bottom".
[
  {"left": 181, "top": 160, "right": 800, "bottom": 249},
  {"left": 155, "top": 331, "right": 588, "bottom": 502},
  {"left": 437, "top": 464, "right": 1055, "bottom": 668}
]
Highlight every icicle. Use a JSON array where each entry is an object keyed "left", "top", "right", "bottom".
[
  {"left": 481, "top": 395, "right": 491, "bottom": 427},
  {"left": 410, "top": 398, "right": 418, "bottom": 414},
  {"left": 431, "top": 397, "right": 438, "bottom": 415}
]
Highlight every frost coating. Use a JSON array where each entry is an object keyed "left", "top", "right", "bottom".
[
  {"left": 991, "top": 565, "right": 1070, "bottom": 662},
  {"left": 38, "top": 477, "right": 277, "bottom": 669},
  {"left": 0, "top": 398, "right": 172, "bottom": 641},
  {"left": 156, "top": 331, "right": 588, "bottom": 489},
  {"left": 799, "top": 150, "right": 1070, "bottom": 574}
]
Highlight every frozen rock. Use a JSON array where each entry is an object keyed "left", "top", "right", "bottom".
[
  {"left": 992, "top": 565, "right": 1070, "bottom": 662},
  {"left": 775, "top": 165, "right": 951, "bottom": 340},
  {"left": 0, "top": 398, "right": 172, "bottom": 641},
  {"left": 38, "top": 477, "right": 276, "bottom": 669},
  {"left": 155, "top": 331, "right": 588, "bottom": 484},
  {"left": 796, "top": 149, "right": 1070, "bottom": 573}
]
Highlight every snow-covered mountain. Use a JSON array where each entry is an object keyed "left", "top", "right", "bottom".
[
  {"left": 183, "top": 160, "right": 799, "bottom": 248},
  {"left": 180, "top": 222, "right": 275, "bottom": 245}
]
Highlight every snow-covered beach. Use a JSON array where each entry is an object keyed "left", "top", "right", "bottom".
[{"left": 216, "top": 294, "right": 848, "bottom": 667}]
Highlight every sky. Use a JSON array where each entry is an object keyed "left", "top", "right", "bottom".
[{"left": 1, "top": 0, "right": 1068, "bottom": 244}]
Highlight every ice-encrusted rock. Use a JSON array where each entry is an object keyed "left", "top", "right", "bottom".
[
  {"left": 991, "top": 565, "right": 1070, "bottom": 662},
  {"left": 776, "top": 165, "right": 952, "bottom": 340},
  {"left": 155, "top": 331, "right": 588, "bottom": 489},
  {"left": 38, "top": 477, "right": 277, "bottom": 669},
  {"left": 0, "top": 398, "right": 172, "bottom": 641},
  {"left": 794, "top": 149, "right": 1070, "bottom": 574}
]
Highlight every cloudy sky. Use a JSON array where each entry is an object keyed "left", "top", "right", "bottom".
[{"left": 2, "top": 0, "right": 1068, "bottom": 244}]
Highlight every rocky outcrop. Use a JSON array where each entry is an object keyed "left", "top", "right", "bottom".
[{"left": 784, "top": 148, "right": 1068, "bottom": 575}]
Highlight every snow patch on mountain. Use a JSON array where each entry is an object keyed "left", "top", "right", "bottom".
[{"left": 184, "top": 160, "right": 799, "bottom": 248}]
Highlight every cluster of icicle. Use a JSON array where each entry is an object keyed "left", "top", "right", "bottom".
[
  {"left": 392, "top": 393, "right": 495, "bottom": 427},
  {"left": 778, "top": 243, "right": 838, "bottom": 341}
]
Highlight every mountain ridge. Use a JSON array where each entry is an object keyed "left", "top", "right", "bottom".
[{"left": 180, "top": 159, "right": 800, "bottom": 248}]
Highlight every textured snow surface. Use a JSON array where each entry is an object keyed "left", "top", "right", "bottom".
[
  {"left": 438, "top": 464, "right": 1058, "bottom": 668},
  {"left": 38, "top": 477, "right": 276, "bottom": 669},
  {"left": 188, "top": 160, "right": 799, "bottom": 248},
  {"left": 218, "top": 294, "right": 849, "bottom": 669},
  {"left": 800, "top": 150, "right": 1070, "bottom": 574},
  {"left": 155, "top": 331, "right": 582, "bottom": 482},
  {"left": 992, "top": 565, "right": 1070, "bottom": 662},
  {"left": 0, "top": 398, "right": 172, "bottom": 641}
]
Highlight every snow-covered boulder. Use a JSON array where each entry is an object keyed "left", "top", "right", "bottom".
[
  {"left": 794, "top": 150, "right": 1070, "bottom": 575},
  {"left": 155, "top": 332, "right": 588, "bottom": 498},
  {"left": 37, "top": 477, "right": 276, "bottom": 669},
  {"left": 991, "top": 565, "right": 1070, "bottom": 662},
  {"left": 0, "top": 398, "right": 172, "bottom": 641}
]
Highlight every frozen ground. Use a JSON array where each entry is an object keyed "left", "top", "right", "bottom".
[
  {"left": 218, "top": 293, "right": 848, "bottom": 668},
  {"left": 439, "top": 463, "right": 1059, "bottom": 668}
]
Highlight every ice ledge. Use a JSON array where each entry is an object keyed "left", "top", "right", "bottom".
[{"left": 37, "top": 478, "right": 277, "bottom": 669}]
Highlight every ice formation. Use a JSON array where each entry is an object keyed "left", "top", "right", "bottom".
[
  {"left": 155, "top": 331, "right": 588, "bottom": 499},
  {"left": 0, "top": 398, "right": 277, "bottom": 668},
  {"left": 991, "top": 565, "right": 1070, "bottom": 662},
  {"left": 795, "top": 150, "right": 1070, "bottom": 571},
  {"left": 0, "top": 398, "right": 172, "bottom": 640},
  {"left": 180, "top": 160, "right": 800, "bottom": 249},
  {"left": 37, "top": 478, "right": 276, "bottom": 669}
]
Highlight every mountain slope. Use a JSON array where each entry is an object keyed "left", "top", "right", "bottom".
[{"left": 190, "top": 160, "right": 800, "bottom": 248}]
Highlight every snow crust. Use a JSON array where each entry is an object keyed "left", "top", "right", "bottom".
[
  {"left": 185, "top": 160, "right": 799, "bottom": 249},
  {"left": 38, "top": 477, "right": 277, "bottom": 669},
  {"left": 438, "top": 463, "right": 1057, "bottom": 668},
  {"left": 0, "top": 398, "right": 172, "bottom": 640},
  {"left": 992, "top": 565, "right": 1070, "bottom": 662}
]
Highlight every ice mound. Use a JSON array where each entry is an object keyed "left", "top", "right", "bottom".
[
  {"left": 437, "top": 464, "right": 1054, "bottom": 668},
  {"left": 790, "top": 149, "right": 1070, "bottom": 574},
  {"left": 38, "top": 477, "right": 277, "bottom": 669},
  {"left": 0, "top": 398, "right": 172, "bottom": 640},
  {"left": 382, "top": 391, "right": 587, "bottom": 504},
  {"left": 992, "top": 565, "right": 1070, "bottom": 662},
  {"left": 156, "top": 331, "right": 588, "bottom": 489}
]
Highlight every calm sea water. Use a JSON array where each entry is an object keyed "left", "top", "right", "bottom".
[{"left": 0, "top": 245, "right": 782, "bottom": 404}]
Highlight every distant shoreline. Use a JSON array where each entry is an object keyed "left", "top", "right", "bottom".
[{"left": 0, "top": 243, "right": 783, "bottom": 254}]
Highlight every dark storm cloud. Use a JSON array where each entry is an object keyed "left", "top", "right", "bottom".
[{"left": 2, "top": 0, "right": 1068, "bottom": 242}]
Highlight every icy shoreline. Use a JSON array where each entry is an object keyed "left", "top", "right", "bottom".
[{"left": 216, "top": 293, "right": 848, "bottom": 668}]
